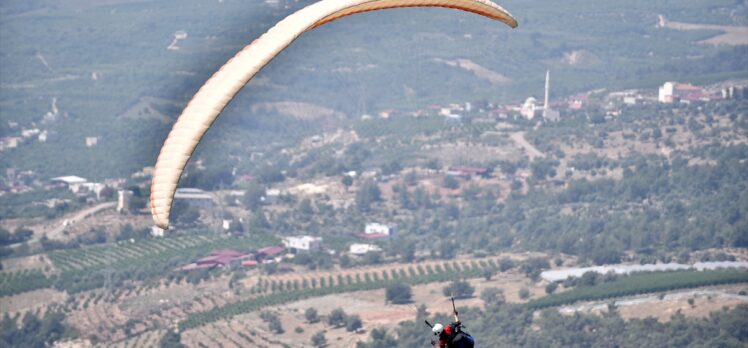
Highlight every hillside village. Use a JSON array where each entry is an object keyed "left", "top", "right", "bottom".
[{"left": 2, "top": 78, "right": 747, "bottom": 252}]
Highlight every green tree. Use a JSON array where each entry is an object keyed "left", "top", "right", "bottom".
[
  {"left": 483, "top": 268, "right": 494, "bottom": 281},
  {"left": 299, "top": 198, "right": 314, "bottom": 215},
  {"left": 356, "top": 180, "right": 381, "bottom": 212},
  {"left": 530, "top": 159, "right": 559, "bottom": 180},
  {"left": 545, "top": 282, "right": 558, "bottom": 294},
  {"left": 356, "top": 328, "right": 398, "bottom": 348},
  {"left": 481, "top": 287, "right": 505, "bottom": 306},
  {"left": 243, "top": 184, "right": 264, "bottom": 210},
  {"left": 175, "top": 206, "right": 200, "bottom": 226},
  {"left": 341, "top": 175, "right": 353, "bottom": 190},
  {"left": 499, "top": 257, "right": 515, "bottom": 272},
  {"left": 345, "top": 315, "right": 363, "bottom": 332},
  {"left": 311, "top": 331, "right": 327, "bottom": 347},
  {"left": 398, "top": 241, "right": 416, "bottom": 263},
  {"left": 250, "top": 209, "right": 271, "bottom": 230},
  {"left": 443, "top": 280, "right": 475, "bottom": 299},
  {"left": 443, "top": 175, "right": 460, "bottom": 189},
  {"left": 363, "top": 251, "right": 382, "bottom": 265},
  {"left": 328, "top": 308, "right": 347, "bottom": 328},
  {"left": 305, "top": 308, "right": 319, "bottom": 323},
  {"left": 159, "top": 330, "right": 186, "bottom": 348},
  {"left": 257, "top": 165, "right": 285, "bottom": 184},
  {"left": 260, "top": 311, "right": 284, "bottom": 334},
  {"left": 386, "top": 281, "right": 412, "bottom": 304},
  {"left": 339, "top": 254, "right": 352, "bottom": 268},
  {"left": 519, "top": 288, "right": 531, "bottom": 300}
]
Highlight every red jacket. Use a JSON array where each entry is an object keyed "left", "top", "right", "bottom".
[{"left": 438, "top": 322, "right": 460, "bottom": 348}]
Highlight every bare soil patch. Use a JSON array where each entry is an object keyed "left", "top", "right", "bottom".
[
  {"left": 560, "top": 284, "right": 748, "bottom": 322},
  {"left": 658, "top": 15, "right": 748, "bottom": 46},
  {"left": 0, "top": 288, "right": 67, "bottom": 315},
  {"left": 1, "top": 253, "right": 54, "bottom": 273}
]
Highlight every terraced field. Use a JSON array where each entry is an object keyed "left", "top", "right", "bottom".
[
  {"left": 180, "top": 256, "right": 512, "bottom": 332},
  {"left": 97, "top": 329, "right": 164, "bottom": 348},
  {"left": 48, "top": 233, "right": 276, "bottom": 272},
  {"left": 248, "top": 257, "right": 505, "bottom": 295},
  {"left": 0, "top": 269, "right": 54, "bottom": 297},
  {"left": 62, "top": 275, "right": 242, "bottom": 341}
]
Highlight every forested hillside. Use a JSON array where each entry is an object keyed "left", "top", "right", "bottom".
[{"left": 2, "top": 0, "right": 747, "bottom": 178}]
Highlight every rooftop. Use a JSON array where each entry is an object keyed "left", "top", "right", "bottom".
[{"left": 50, "top": 176, "right": 88, "bottom": 184}]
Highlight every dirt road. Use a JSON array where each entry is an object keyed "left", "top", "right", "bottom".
[
  {"left": 510, "top": 131, "right": 545, "bottom": 159},
  {"left": 33, "top": 201, "right": 116, "bottom": 242}
]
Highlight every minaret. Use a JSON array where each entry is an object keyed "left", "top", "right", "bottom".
[{"left": 544, "top": 69, "right": 550, "bottom": 113}]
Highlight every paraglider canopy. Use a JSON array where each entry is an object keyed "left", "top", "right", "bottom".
[{"left": 150, "top": 0, "right": 518, "bottom": 229}]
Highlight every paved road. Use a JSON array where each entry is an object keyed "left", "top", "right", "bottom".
[{"left": 510, "top": 131, "right": 545, "bottom": 159}]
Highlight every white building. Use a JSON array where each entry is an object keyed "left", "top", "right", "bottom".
[
  {"left": 365, "top": 223, "right": 394, "bottom": 237},
  {"left": 51, "top": 176, "right": 105, "bottom": 199},
  {"left": 85, "top": 137, "right": 98, "bottom": 147},
  {"left": 520, "top": 97, "right": 539, "bottom": 119},
  {"left": 174, "top": 188, "right": 213, "bottom": 207},
  {"left": 79, "top": 182, "right": 106, "bottom": 200},
  {"left": 623, "top": 96, "right": 638, "bottom": 105},
  {"left": 283, "top": 236, "right": 323, "bottom": 252},
  {"left": 21, "top": 128, "right": 40, "bottom": 138},
  {"left": 50, "top": 176, "right": 88, "bottom": 193},
  {"left": 658, "top": 82, "right": 675, "bottom": 103},
  {"left": 117, "top": 190, "right": 133, "bottom": 212},
  {"left": 263, "top": 188, "right": 282, "bottom": 204},
  {"left": 151, "top": 226, "right": 166, "bottom": 237},
  {"left": 0, "top": 137, "right": 21, "bottom": 150},
  {"left": 349, "top": 243, "right": 382, "bottom": 255}
]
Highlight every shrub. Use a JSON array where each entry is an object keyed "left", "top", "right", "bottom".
[
  {"left": 386, "top": 281, "right": 412, "bottom": 304},
  {"left": 311, "top": 331, "right": 327, "bottom": 347},
  {"left": 328, "top": 308, "right": 347, "bottom": 328},
  {"left": 305, "top": 308, "right": 319, "bottom": 323},
  {"left": 443, "top": 280, "right": 475, "bottom": 299},
  {"left": 519, "top": 288, "right": 531, "bottom": 300}
]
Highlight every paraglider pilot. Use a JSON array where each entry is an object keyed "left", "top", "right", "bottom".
[
  {"left": 429, "top": 298, "right": 474, "bottom": 348},
  {"left": 431, "top": 311, "right": 462, "bottom": 348}
]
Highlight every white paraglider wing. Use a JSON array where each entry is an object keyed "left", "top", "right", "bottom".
[{"left": 151, "top": 0, "right": 517, "bottom": 229}]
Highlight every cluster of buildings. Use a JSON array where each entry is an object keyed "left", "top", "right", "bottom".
[
  {"left": 177, "top": 222, "right": 396, "bottom": 271},
  {"left": 178, "top": 246, "right": 286, "bottom": 271},
  {"left": 1, "top": 169, "right": 38, "bottom": 194},
  {"left": 512, "top": 78, "right": 746, "bottom": 122},
  {"left": 50, "top": 176, "right": 108, "bottom": 200},
  {"left": 658, "top": 82, "right": 712, "bottom": 104},
  {"left": 657, "top": 81, "right": 746, "bottom": 104},
  {"left": 357, "top": 70, "right": 747, "bottom": 127},
  {"left": 0, "top": 126, "right": 48, "bottom": 152},
  {"left": 273, "top": 222, "right": 395, "bottom": 259}
]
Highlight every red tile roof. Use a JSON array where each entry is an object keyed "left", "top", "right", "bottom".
[
  {"left": 209, "top": 249, "right": 245, "bottom": 257},
  {"left": 257, "top": 246, "right": 285, "bottom": 256},
  {"left": 360, "top": 233, "right": 389, "bottom": 240}
]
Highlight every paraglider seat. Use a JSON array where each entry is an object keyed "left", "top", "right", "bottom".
[{"left": 450, "top": 332, "right": 475, "bottom": 348}]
